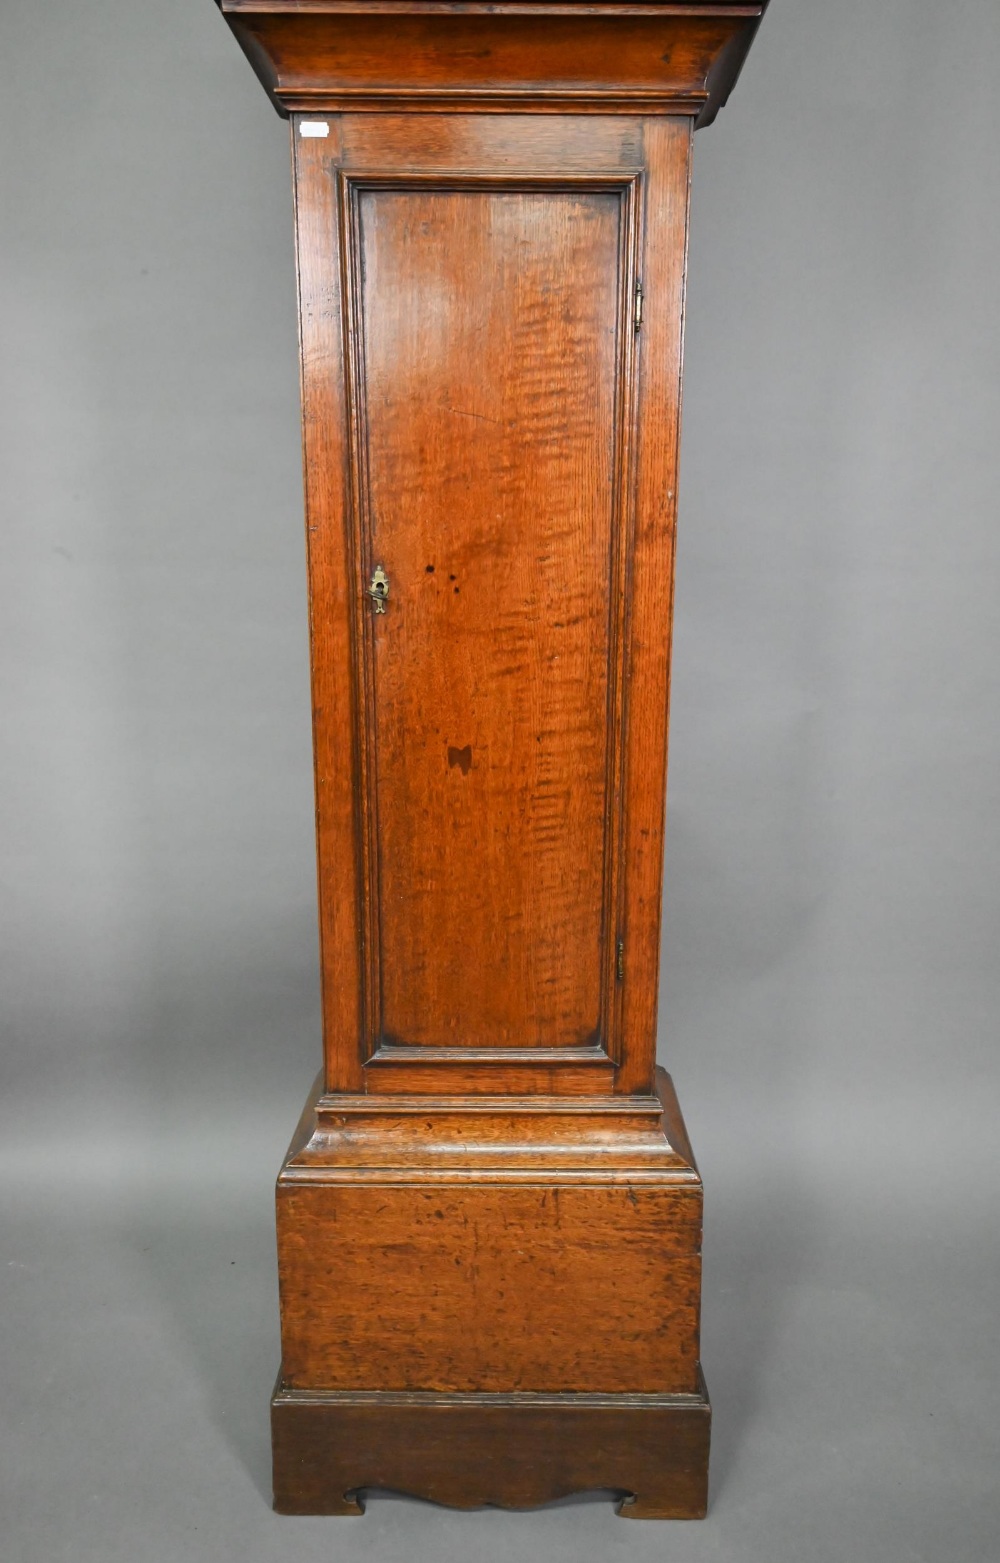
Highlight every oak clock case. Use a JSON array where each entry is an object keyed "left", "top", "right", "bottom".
[{"left": 214, "top": 0, "right": 769, "bottom": 1520}]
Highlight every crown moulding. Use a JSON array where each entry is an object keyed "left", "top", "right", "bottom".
[{"left": 215, "top": 1, "right": 768, "bottom": 126}]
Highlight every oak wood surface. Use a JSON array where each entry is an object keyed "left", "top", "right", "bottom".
[
  {"left": 276, "top": 1067, "right": 703, "bottom": 1394},
  {"left": 217, "top": 1, "right": 766, "bottom": 124},
  {"left": 283, "top": 1064, "right": 700, "bottom": 1176},
  {"left": 278, "top": 1182, "right": 702, "bottom": 1392},
  {"left": 354, "top": 180, "right": 625, "bottom": 1053},
  {"left": 293, "top": 112, "right": 688, "bottom": 1097},
  {"left": 213, "top": 0, "right": 769, "bottom": 1519},
  {"left": 272, "top": 1372, "right": 711, "bottom": 1518}
]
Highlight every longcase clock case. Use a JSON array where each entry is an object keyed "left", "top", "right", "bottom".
[{"left": 215, "top": 0, "right": 769, "bottom": 1519}]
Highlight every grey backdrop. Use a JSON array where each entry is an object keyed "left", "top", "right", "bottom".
[{"left": 2, "top": 2, "right": 998, "bottom": 1560}]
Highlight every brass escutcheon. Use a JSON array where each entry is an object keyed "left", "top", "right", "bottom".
[{"left": 367, "top": 564, "right": 389, "bottom": 613}]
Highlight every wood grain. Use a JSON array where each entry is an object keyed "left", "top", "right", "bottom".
[
  {"left": 214, "top": 0, "right": 770, "bottom": 1520},
  {"left": 272, "top": 1373, "right": 711, "bottom": 1518},
  {"left": 292, "top": 113, "right": 692, "bottom": 1096},
  {"left": 352, "top": 181, "right": 624, "bottom": 1052},
  {"left": 292, "top": 121, "right": 366, "bottom": 1093},
  {"left": 617, "top": 114, "right": 692, "bottom": 1094},
  {"left": 278, "top": 1181, "right": 702, "bottom": 1392},
  {"left": 277, "top": 1068, "right": 703, "bottom": 1394},
  {"left": 216, "top": 2, "right": 767, "bottom": 125}
]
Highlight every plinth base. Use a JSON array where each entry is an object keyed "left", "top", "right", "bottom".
[
  {"left": 272, "top": 1372, "right": 710, "bottom": 1518},
  {"left": 271, "top": 1068, "right": 709, "bottom": 1518}
]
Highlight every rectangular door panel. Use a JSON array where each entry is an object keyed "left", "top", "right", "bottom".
[{"left": 347, "top": 179, "right": 634, "bottom": 1054}]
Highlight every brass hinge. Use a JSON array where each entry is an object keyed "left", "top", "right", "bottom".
[
  {"left": 616, "top": 939, "right": 625, "bottom": 983},
  {"left": 634, "top": 282, "right": 643, "bottom": 332}
]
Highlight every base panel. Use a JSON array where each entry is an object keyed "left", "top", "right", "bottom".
[{"left": 272, "top": 1373, "right": 711, "bottom": 1518}]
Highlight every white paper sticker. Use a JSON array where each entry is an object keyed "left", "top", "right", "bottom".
[{"left": 299, "top": 121, "right": 329, "bottom": 139}]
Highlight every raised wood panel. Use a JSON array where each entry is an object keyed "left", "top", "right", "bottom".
[{"left": 345, "top": 177, "right": 636, "bottom": 1056}]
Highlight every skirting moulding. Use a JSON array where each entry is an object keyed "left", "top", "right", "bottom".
[{"left": 212, "top": 0, "right": 771, "bottom": 1520}]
